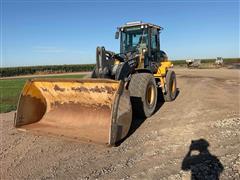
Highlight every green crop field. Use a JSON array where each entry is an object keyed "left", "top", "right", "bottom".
[{"left": 0, "top": 74, "right": 85, "bottom": 113}]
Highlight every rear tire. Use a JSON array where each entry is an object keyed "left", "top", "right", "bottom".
[
  {"left": 164, "top": 70, "right": 177, "bottom": 102},
  {"left": 91, "top": 67, "right": 97, "bottom": 78},
  {"left": 129, "top": 73, "right": 157, "bottom": 118}
]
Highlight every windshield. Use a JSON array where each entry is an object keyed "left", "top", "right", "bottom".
[{"left": 120, "top": 27, "right": 148, "bottom": 53}]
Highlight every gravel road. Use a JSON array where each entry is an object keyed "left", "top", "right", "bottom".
[{"left": 1, "top": 68, "right": 239, "bottom": 180}]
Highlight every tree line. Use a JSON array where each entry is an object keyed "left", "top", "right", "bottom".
[{"left": 0, "top": 64, "right": 95, "bottom": 77}]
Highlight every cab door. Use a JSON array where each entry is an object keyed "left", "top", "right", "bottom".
[{"left": 149, "top": 28, "right": 161, "bottom": 73}]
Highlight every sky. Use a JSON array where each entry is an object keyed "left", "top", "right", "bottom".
[{"left": 1, "top": 0, "right": 239, "bottom": 67}]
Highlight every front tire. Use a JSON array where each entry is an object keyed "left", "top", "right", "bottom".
[
  {"left": 164, "top": 70, "right": 177, "bottom": 102},
  {"left": 129, "top": 73, "right": 157, "bottom": 118}
]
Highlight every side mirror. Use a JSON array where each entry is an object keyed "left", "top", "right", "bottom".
[{"left": 115, "top": 31, "right": 119, "bottom": 39}]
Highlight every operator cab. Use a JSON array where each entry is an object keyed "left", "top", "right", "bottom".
[{"left": 115, "top": 21, "right": 167, "bottom": 69}]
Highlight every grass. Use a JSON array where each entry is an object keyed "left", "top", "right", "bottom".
[{"left": 0, "top": 74, "right": 85, "bottom": 113}]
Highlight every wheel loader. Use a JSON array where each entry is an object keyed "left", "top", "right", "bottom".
[{"left": 15, "top": 21, "right": 177, "bottom": 145}]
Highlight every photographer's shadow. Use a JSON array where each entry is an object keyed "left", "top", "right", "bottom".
[{"left": 182, "top": 139, "right": 224, "bottom": 180}]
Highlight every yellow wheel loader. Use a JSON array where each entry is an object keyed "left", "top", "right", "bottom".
[{"left": 15, "top": 21, "right": 177, "bottom": 145}]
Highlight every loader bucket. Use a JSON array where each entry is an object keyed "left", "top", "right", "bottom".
[{"left": 15, "top": 78, "right": 132, "bottom": 145}]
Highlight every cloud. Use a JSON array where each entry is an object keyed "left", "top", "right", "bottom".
[{"left": 32, "top": 46, "right": 65, "bottom": 53}]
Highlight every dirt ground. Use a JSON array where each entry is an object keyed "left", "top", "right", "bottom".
[{"left": 1, "top": 68, "right": 239, "bottom": 180}]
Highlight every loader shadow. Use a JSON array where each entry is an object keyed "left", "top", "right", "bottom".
[
  {"left": 181, "top": 139, "right": 224, "bottom": 180},
  {"left": 116, "top": 88, "right": 179, "bottom": 146}
]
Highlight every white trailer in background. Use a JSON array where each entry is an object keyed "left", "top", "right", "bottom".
[
  {"left": 215, "top": 57, "right": 224, "bottom": 66},
  {"left": 186, "top": 59, "right": 201, "bottom": 68}
]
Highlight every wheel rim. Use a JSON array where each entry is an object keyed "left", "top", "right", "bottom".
[
  {"left": 171, "top": 79, "right": 176, "bottom": 94},
  {"left": 146, "top": 84, "right": 155, "bottom": 106}
]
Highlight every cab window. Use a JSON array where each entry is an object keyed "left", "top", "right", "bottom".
[{"left": 151, "top": 28, "right": 158, "bottom": 50}]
